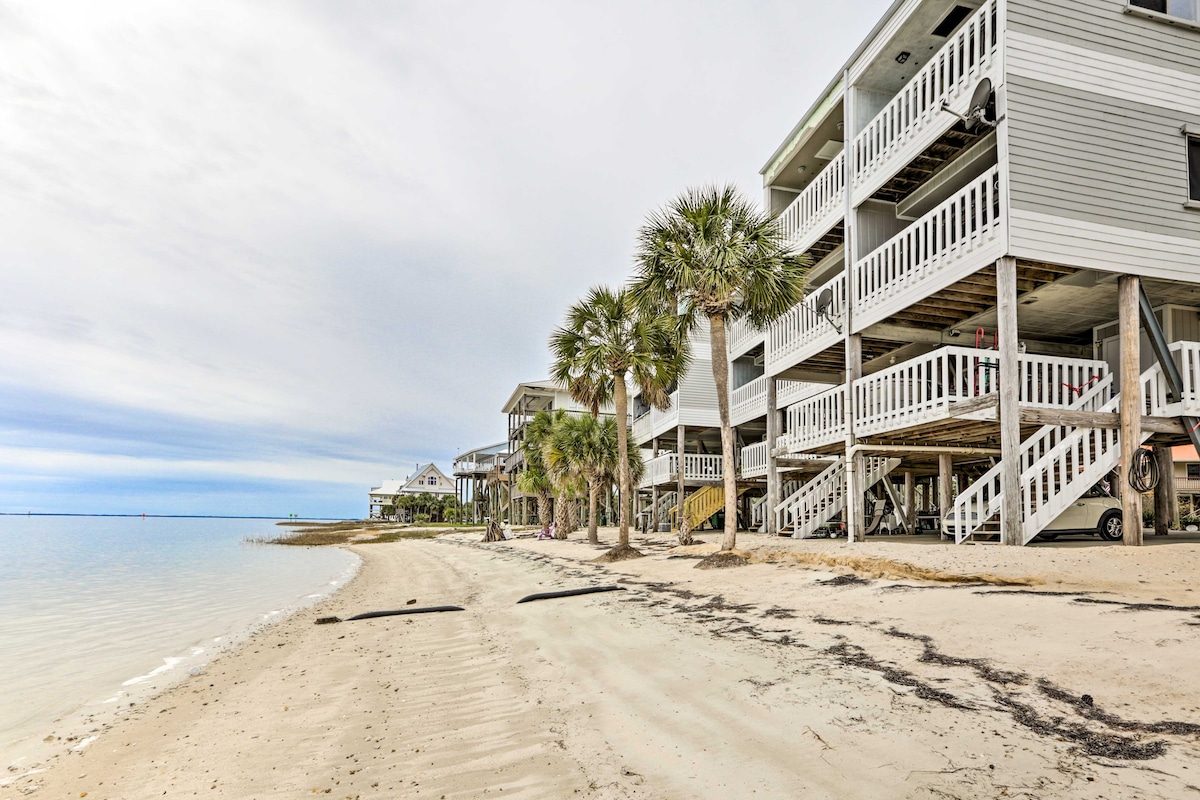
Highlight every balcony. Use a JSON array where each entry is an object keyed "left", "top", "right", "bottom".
[
  {"left": 854, "top": 347, "right": 1109, "bottom": 439},
  {"left": 766, "top": 272, "right": 846, "bottom": 376},
  {"left": 632, "top": 391, "right": 680, "bottom": 445},
  {"left": 728, "top": 318, "right": 765, "bottom": 360},
  {"left": 639, "top": 452, "right": 725, "bottom": 488},
  {"left": 852, "top": 0, "right": 999, "bottom": 203},
  {"left": 778, "top": 385, "right": 846, "bottom": 454},
  {"left": 740, "top": 441, "right": 769, "bottom": 479},
  {"left": 777, "top": 151, "right": 845, "bottom": 255},
  {"left": 730, "top": 376, "right": 822, "bottom": 427},
  {"left": 853, "top": 166, "right": 1003, "bottom": 332}
]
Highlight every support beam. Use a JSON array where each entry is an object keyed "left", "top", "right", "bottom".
[
  {"left": 904, "top": 471, "right": 916, "bottom": 534},
  {"left": 997, "top": 256, "right": 1022, "bottom": 546},
  {"left": 651, "top": 437, "right": 660, "bottom": 533},
  {"left": 1120, "top": 275, "right": 1144, "bottom": 547},
  {"left": 846, "top": 333, "right": 865, "bottom": 543},
  {"left": 1154, "top": 445, "right": 1172, "bottom": 536},
  {"left": 1019, "top": 408, "right": 1184, "bottom": 435},
  {"left": 676, "top": 424, "right": 686, "bottom": 530},
  {"left": 938, "top": 454, "right": 953, "bottom": 525},
  {"left": 766, "top": 378, "right": 781, "bottom": 536}
]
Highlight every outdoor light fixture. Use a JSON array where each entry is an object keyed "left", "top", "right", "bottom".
[{"left": 895, "top": 51, "right": 911, "bottom": 63}]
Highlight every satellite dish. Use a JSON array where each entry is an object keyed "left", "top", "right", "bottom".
[
  {"left": 812, "top": 287, "right": 842, "bottom": 333},
  {"left": 941, "top": 78, "right": 997, "bottom": 131},
  {"left": 815, "top": 287, "right": 834, "bottom": 316},
  {"left": 965, "top": 78, "right": 993, "bottom": 132}
]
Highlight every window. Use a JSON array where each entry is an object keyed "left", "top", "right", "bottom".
[
  {"left": 1129, "top": 0, "right": 1200, "bottom": 23},
  {"left": 1188, "top": 463, "right": 1200, "bottom": 479},
  {"left": 1189, "top": 134, "right": 1200, "bottom": 203}
]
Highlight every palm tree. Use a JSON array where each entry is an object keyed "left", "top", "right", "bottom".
[
  {"left": 550, "top": 286, "right": 685, "bottom": 558},
  {"left": 518, "top": 409, "right": 557, "bottom": 534},
  {"left": 546, "top": 413, "right": 623, "bottom": 544},
  {"left": 632, "top": 185, "right": 809, "bottom": 559}
]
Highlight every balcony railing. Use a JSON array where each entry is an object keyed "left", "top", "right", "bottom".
[
  {"left": 740, "top": 441, "right": 769, "bottom": 479},
  {"left": 728, "top": 318, "right": 765, "bottom": 360},
  {"left": 766, "top": 273, "right": 845, "bottom": 376},
  {"left": 777, "top": 151, "right": 845, "bottom": 254},
  {"left": 731, "top": 376, "right": 821, "bottom": 427},
  {"left": 855, "top": 347, "right": 1109, "bottom": 438},
  {"left": 852, "top": 0, "right": 998, "bottom": 200},
  {"left": 854, "top": 166, "right": 1003, "bottom": 331},
  {"left": 632, "top": 390, "right": 680, "bottom": 444},
  {"left": 731, "top": 376, "right": 769, "bottom": 427},
  {"left": 639, "top": 452, "right": 726, "bottom": 488},
  {"left": 778, "top": 385, "right": 846, "bottom": 454}
]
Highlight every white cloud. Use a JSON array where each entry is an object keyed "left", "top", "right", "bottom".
[{"left": 0, "top": 0, "right": 891, "bottom": 510}]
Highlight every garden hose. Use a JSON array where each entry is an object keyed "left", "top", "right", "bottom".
[{"left": 1128, "top": 447, "right": 1160, "bottom": 493}]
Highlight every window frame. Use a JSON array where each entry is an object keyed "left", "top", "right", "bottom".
[
  {"left": 1126, "top": 0, "right": 1200, "bottom": 31},
  {"left": 1187, "top": 463, "right": 1200, "bottom": 479},
  {"left": 1185, "top": 125, "right": 1200, "bottom": 210}
]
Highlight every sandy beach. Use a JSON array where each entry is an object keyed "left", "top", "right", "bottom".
[{"left": 11, "top": 529, "right": 1200, "bottom": 799}]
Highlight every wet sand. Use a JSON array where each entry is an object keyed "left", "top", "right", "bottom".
[{"left": 11, "top": 530, "right": 1200, "bottom": 799}]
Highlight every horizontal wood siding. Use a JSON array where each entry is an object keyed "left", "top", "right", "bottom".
[
  {"left": 1008, "top": 75, "right": 1200, "bottom": 240},
  {"left": 1008, "top": 0, "right": 1200, "bottom": 77},
  {"left": 678, "top": 358, "right": 722, "bottom": 427},
  {"left": 1005, "top": 7, "right": 1200, "bottom": 278}
]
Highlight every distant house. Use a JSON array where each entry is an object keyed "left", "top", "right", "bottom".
[{"left": 368, "top": 463, "right": 456, "bottom": 520}]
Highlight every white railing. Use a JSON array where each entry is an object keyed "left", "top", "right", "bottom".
[
  {"left": 631, "top": 390, "right": 680, "bottom": 444},
  {"left": 766, "top": 273, "right": 846, "bottom": 375},
  {"left": 682, "top": 453, "right": 724, "bottom": 482},
  {"left": 1174, "top": 341, "right": 1200, "bottom": 412},
  {"left": 853, "top": 0, "right": 998, "bottom": 192},
  {"left": 639, "top": 452, "right": 725, "bottom": 487},
  {"left": 777, "top": 458, "right": 844, "bottom": 537},
  {"left": 855, "top": 346, "right": 992, "bottom": 437},
  {"left": 949, "top": 373, "right": 1114, "bottom": 543},
  {"left": 640, "top": 453, "right": 676, "bottom": 489},
  {"left": 778, "top": 380, "right": 821, "bottom": 408},
  {"left": 855, "top": 166, "right": 1002, "bottom": 330},
  {"left": 775, "top": 456, "right": 900, "bottom": 538},
  {"left": 779, "top": 386, "right": 845, "bottom": 453},
  {"left": 856, "top": 347, "right": 1109, "bottom": 439},
  {"left": 731, "top": 375, "right": 769, "bottom": 426},
  {"left": 740, "top": 441, "right": 769, "bottom": 479},
  {"left": 777, "top": 151, "right": 845, "bottom": 253},
  {"left": 728, "top": 318, "right": 765, "bottom": 359}
]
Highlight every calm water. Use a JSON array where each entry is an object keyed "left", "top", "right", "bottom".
[{"left": 0, "top": 516, "right": 358, "bottom": 766}]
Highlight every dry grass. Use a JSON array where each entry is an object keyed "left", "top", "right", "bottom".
[
  {"left": 749, "top": 550, "right": 1040, "bottom": 586},
  {"left": 249, "top": 521, "right": 476, "bottom": 546}
]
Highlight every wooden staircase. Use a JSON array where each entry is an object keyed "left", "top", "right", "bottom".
[
  {"left": 775, "top": 457, "right": 901, "bottom": 539},
  {"left": 670, "top": 485, "right": 750, "bottom": 531}
]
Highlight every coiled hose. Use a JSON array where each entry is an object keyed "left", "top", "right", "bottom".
[{"left": 1128, "top": 447, "right": 1160, "bottom": 493}]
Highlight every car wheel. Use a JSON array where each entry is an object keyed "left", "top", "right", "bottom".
[{"left": 1098, "top": 511, "right": 1123, "bottom": 541}]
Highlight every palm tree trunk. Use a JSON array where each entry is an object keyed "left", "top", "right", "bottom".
[
  {"left": 588, "top": 480, "right": 600, "bottom": 544},
  {"left": 614, "top": 374, "right": 631, "bottom": 547},
  {"left": 538, "top": 491, "right": 551, "bottom": 535},
  {"left": 709, "top": 314, "right": 738, "bottom": 552}
]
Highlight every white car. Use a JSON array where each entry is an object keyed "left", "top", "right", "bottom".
[{"left": 942, "top": 484, "right": 1123, "bottom": 541}]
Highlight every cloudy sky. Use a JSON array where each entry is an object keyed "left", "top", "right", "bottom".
[{"left": 0, "top": 0, "right": 891, "bottom": 517}]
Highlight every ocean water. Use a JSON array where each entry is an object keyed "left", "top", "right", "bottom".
[{"left": 0, "top": 516, "right": 358, "bottom": 769}]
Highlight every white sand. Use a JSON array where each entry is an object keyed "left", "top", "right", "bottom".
[{"left": 11, "top": 530, "right": 1200, "bottom": 799}]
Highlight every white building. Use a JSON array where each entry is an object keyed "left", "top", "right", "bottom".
[
  {"left": 644, "top": 0, "right": 1200, "bottom": 546},
  {"left": 368, "top": 463, "right": 456, "bottom": 520}
]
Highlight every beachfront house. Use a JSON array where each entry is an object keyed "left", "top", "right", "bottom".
[
  {"left": 501, "top": 380, "right": 616, "bottom": 526},
  {"left": 452, "top": 443, "right": 509, "bottom": 524},
  {"left": 640, "top": 0, "right": 1200, "bottom": 547},
  {"left": 368, "top": 463, "right": 456, "bottom": 521}
]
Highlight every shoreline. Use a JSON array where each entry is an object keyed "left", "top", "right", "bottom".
[
  {"left": 0, "top": 547, "right": 362, "bottom": 786},
  {"left": 12, "top": 529, "right": 1200, "bottom": 798}
]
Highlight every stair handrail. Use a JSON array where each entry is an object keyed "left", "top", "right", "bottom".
[{"left": 949, "top": 372, "right": 1114, "bottom": 543}]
